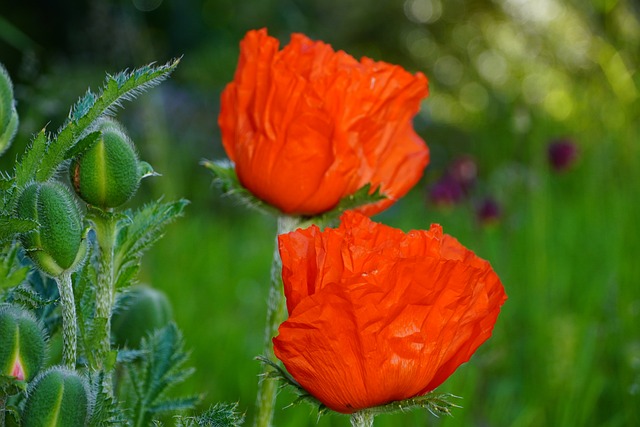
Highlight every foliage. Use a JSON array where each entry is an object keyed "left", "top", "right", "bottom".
[
  {"left": 0, "top": 59, "right": 237, "bottom": 426},
  {"left": 120, "top": 323, "right": 201, "bottom": 427}
]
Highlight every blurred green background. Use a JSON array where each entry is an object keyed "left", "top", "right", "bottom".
[{"left": 1, "top": 0, "right": 638, "bottom": 425}]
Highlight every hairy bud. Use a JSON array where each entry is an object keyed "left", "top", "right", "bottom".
[
  {"left": 111, "top": 285, "right": 173, "bottom": 348},
  {"left": 16, "top": 182, "right": 84, "bottom": 277},
  {"left": 0, "top": 304, "right": 46, "bottom": 382},
  {"left": 0, "top": 64, "right": 19, "bottom": 157},
  {"left": 22, "top": 367, "right": 91, "bottom": 427},
  {"left": 70, "top": 120, "right": 140, "bottom": 209}
]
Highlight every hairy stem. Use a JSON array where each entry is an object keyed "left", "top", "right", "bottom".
[
  {"left": 56, "top": 272, "right": 77, "bottom": 369},
  {"left": 90, "top": 211, "right": 117, "bottom": 385},
  {"left": 350, "top": 411, "right": 375, "bottom": 427},
  {"left": 253, "top": 215, "right": 303, "bottom": 427}
]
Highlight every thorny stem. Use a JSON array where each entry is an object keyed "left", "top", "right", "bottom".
[
  {"left": 56, "top": 272, "right": 77, "bottom": 369},
  {"left": 350, "top": 411, "right": 375, "bottom": 427},
  {"left": 253, "top": 215, "right": 303, "bottom": 427}
]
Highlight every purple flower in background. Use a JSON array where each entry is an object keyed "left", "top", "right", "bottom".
[
  {"left": 428, "top": 174, "right": 465, "bottom": 207},
  {"left": 476, "top": 197, "right": 501, "bottom": 225},
  {"left": 548, "top": 138, "right": 578, "bottom": 172}
]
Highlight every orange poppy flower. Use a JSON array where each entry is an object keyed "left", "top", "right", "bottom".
[
  {"left": 273, "top": 211, "right": 506, "bottom": 414},
  {"left": 219, "top": 29, "right": 429, "bottom": 216}
]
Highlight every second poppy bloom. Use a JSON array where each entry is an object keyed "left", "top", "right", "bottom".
[
  {"left": 273, "top": 211, "right": 506, "bottom": 413},
  {"left": 219, "top": 29, "right": 429, "bottom": 216}
]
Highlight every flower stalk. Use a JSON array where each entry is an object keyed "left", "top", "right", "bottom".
[
  {"left": 56, "top": 272, "right": 77, "bottom": 369},
  {"left": 253, "top": 215, "right": 304, "bottom": 427},
  {"left": 350, "top": 411, "right": 375, "bottom": 427},
  {"left": 89, "top": 210, "right": 118, "bottom": 371}
]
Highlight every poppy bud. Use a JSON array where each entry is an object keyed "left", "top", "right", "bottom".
[
  {"left": 22, "top": 367, "right": 90, "bottom": 427},
  {"left": 0, "top": 64, "right": 19, "bottom": 157},
  {"left": 70, "top": 120, "right": 140, "bottom": 209},
  {"left": 0, "top": 304, "right": 46, "bottom": 382},
  {"left": 111, "top": 285, "right": 172, "bottom": 348},
  {"left": 16, "top": 182, "right": 84, "bottom": 277}
]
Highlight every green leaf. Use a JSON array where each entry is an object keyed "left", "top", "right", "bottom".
[
  {"left": 255, "top": 355, "right": 327, "bottom": 414},
  {"left": 112, "top": 199, "right": 189, "bottom": 289},
  {"left": 0, "top": 214, "right": 38, "bottom": 243},
  {"left": 36, "top": 58, "right": 181, "bottom": 182},
  {"left": 317, "top": 184, "right": 386, "bottom": 225},
  {"left": 0, "top": 373, "right": 27, "bottom": 396},
  {"left": 365, "top": 392, "right": 462, "bottom": 418},
  {"left": 201, "top": 159, "right": 278, "bottom": 216},
  {"left": 173, "top": 402, "right": 246, "bottom": 427},
  {"left": 14, "top": 129, "right": 48, "bottom": 188},
  {"left": 8, "top": 283, "right": 57, "bottom": 310},
  {"left": 87, "top": 370, "right": 128, "bottom": 426},
  {"left": 123, "top": 323, "right": 201, "bottom": 426},
  {"left": 64, "top": 130, "right": 101, "bottom": 161}
]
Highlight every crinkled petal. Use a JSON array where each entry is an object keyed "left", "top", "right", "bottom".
[{"left": 274, "top": 211, "right": 507, "bottom": 413}]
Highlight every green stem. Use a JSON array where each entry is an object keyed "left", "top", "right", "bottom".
[
  {"left": 56, "top": 272, "right": 77, "bottom": 369},
  {"left": 350, "top": 411, "right": 375, "bottom": 427},
  {"left": 253, "top": 215, "right": 303, "bottom": 427},
  {"left": 91, "top": 211, "right": 117, "bottom": 369}
]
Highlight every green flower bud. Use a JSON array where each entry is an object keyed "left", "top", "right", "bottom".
[
  {"left": 111, "top": 285, "right": 172, "bottom": 348},
  {"left": 22, "top": 367, "right": 90, "bottom": 427},
  {"left": 70, "top": 120, "right": 140, "bottom": 209},
  {"left": 16, "top": 182, "right": 84, "bottom": 277},
  {"left": 0, "top": 63, "right": 19, "bottom": 157},
  {"left": 0, "top": 304, "right": 46, "bottom": 382},
  {"left": 0, "top": 107, "right": 18, "bottom": 158}
]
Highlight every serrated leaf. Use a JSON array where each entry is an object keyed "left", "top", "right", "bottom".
[
  {"left": 64, "top": 130, "right": 101, "bottom": 160},
  {"left": 14, "top": 129, "right": 48, "bottom": 188},
  {"left": 36, "top": 57, "right": 181, "bottom": 182},
  {"left": 87, "top": 370, "right": 128, "bottom": 426},
  {"left": 365, "top": 392, "right": 462, "bottom": 418},
  {"left": 116, "top": 348, "right": 146, "bottom": 363},
  {"left": 149, "top": 395, "right": 201, "bottom": 414},
  {"left": 317, "top": 184, "right": 386, "bottom": 224},
  {"left": 0, "top": 215, "right": 38, "bottom": 243},
  {"left": 7, "top": 284, "right": 57, "bottom": 310},
  {"left": 256, "top": 355, "right": 325, "bottom": 412},
  {"left": 0, "top": 264, "right": 29, "bottom": 289},
  {"left": 0, "top": 173, "right": 13, "bottom": 191},
  {"left": 174, "top": 402, "right": 246, "bottom": 427},
  {"left": 201, "top": 159, "right": 278, "bottom": 216},
  {"left": 112, "top": 199, "right": 188, "bottom": 289},
  {"left": 124, "top": 323, "right": 200, "bottom": 426}
]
